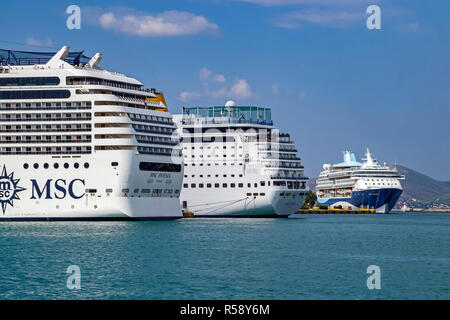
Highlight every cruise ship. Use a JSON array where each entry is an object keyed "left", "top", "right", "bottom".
[
  {"left": 0, "top": 46, "right": 183, "bottom": 220},
  {"left": 173, "top": 101, "right": 308, "bottom": 217},
  {"left": 315, "top": 149, "right": 404, "bottom": 213}
]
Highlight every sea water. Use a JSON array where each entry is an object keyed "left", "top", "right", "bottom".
[{"left": 0, "top": 212, "right": 449, "bottom": 299}]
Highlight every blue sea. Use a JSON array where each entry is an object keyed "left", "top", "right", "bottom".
[{"left": 0, "top": 212, "right": 449, "bottom": 300}]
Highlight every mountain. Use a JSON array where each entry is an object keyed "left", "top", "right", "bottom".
[
  {"left": 307, "top": 165, "right": 450, "bottom": 209},
  {"left": 391, "top": 165, "right": 450, "bottom": 208}
]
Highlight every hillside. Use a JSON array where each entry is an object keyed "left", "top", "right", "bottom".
[
  {"left": 307, "top": 165, "right": 450, "bottom": 209},
  {"left": 391, "top": 165, "right": 450, "bottom": 208}
]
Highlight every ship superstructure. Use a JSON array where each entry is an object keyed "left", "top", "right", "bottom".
[
  {"left": 0, "top": 46, "right": 183, "bottom": 220},
  {"left": 174, "top": 101, "right": 308, "bottom": 217},
  {"left": 316, "top": 149, "right": 404, "bottom": 213}
]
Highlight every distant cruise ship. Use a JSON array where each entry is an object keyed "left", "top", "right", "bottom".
[
  {"left": 0, "top": 46, "right": 183, "bottom": 220},
  {"left": 174, "top": 101, "right": 308, "bottom": 217},
  {"left": 316, "top": 149, "right": 404, "bottom": 213}
]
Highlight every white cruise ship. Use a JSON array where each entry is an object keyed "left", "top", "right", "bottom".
[
  {"left": 0, "top": 46, "right": 183, "bottom": 220},
  {"left": 173, "top": 101, "right": 308, "bottom": 217},
  {"left": 316, "top": 149, "right": 404, "bottom": 213}
]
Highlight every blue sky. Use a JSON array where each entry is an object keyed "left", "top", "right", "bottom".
[{"left": 1, "top": 0, "right": 449, "bottom": 180}]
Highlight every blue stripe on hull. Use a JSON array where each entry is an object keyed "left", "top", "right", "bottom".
[{"left": 318, "top": 188, "right": 402, "bottom": 212}]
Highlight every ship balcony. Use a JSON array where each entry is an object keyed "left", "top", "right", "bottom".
[
  {"left": 0, "top": 117, "right": 92, "bottom": 123},
  {"left": 127, "top": 114, "right": 175, "bottom": 126},
  {"left": 259, "top": 154, "right": 301, "bottom": 161},
  {"left": 264, "top": 163, "right": 304, "bottom": 169},
  {"left": 271, "top": 175, "right": 308, "bottom": 181},
  {"left": 0, "top": 128, "right": 91, "bottom": 133},
  {"left": 0, "top": 105, "right": 91, "bottom": 112},
  {"left": 93, "top": 139, "right": 137, "bottom": 146},
  {"left": 93, "top": 126, "right": 135, "bottom": 135},
  {"left": 0, "top": 140, "right": 92, "bottom": 145},
  {"left": 132, "top": 127, "right": 175, "bottom": 136},
  {"left": 93, "top": 113, "right": 130, "bottom": 123},
  {"left": 258, "top": 146, "right": 298, "bottom": 153}
]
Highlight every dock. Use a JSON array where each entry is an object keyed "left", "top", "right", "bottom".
[{"left": 295, "top": 208, "right": 376, "bottom": 214}]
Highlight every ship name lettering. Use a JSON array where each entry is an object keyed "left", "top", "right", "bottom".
[{"left": 30, "top": 179, "right": 85, "bottom": 200}]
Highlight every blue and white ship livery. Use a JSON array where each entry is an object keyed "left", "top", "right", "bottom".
[{"left": 316, "top": 149, "right": 404, "bottom": 213}]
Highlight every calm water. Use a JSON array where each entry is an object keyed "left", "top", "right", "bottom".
[{"left": 0, "top": 212, "right": 449, "bottom": 300}]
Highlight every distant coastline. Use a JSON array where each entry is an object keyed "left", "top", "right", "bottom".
[{"left": 402, "top": 208, "right": 450, "bottom": 213}]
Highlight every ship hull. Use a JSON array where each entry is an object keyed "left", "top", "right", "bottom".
[
  {"left": 0, "top": 151, "right": 183, "bottom": 220},
  {"left": 317, "top": 188, "right": 402, "bottom": 213},
  {"left": 181, "top": 190, "right": 307, "bottom": 217}
]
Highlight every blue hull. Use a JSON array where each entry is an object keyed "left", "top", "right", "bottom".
[{"left": 317, "top": 188, "right": 402, "bottom": 212}]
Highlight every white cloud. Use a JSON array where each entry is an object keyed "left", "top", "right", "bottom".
[
  {"left": 272, "top": 84, "right": 279, "bottom": 95},
  {"left": 235, "top": 0, "right": 383, "bottom": 29},
  {"left": 180, "top": 67, "right": 253, "bottom": 102},
  {"left": 200, "top": 67, "right": 225, "bottom": 82},
  {"left": 199, "top": 67, "right": 213, "bottom": 81},
  {"left": 93, "top": 9, "right": 218, "bottom": 37},
  {"left": 213, "top": 74, "right": 226, "bottom": 83},
  {"left": 25, "top": 37, "right": 54, "bottom": 47},
  {"left": 272, "top": 8, "right": 364, "bottom": 28},
  {"left": 179, "top": 91, "right": 201, "bottom": 102},
  {"left": 212, "top": 79, "right": 252, "bottom": 99},
  {"left": 230, "top": 79, "right": 252, "bottom": 98}
]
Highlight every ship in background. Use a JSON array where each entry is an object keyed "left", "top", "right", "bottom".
[
  {"left": 174, "top": 100, "right": 308, "bottom": 217},
  {"left": 0, "top": 46, "right": 183, "bottom": 220},
  {"left": 315, "top": 149, "right": 404, "bottom": 213}
]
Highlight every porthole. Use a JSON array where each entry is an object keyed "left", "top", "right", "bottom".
[
  {"left": 43, "top": 163, "right": 49, "bottom": 169},
  {"left": 23, "top": 163, "right": 29, "bottom": 169},
  {"left": 33, "top": 163, "right": 39, "bottom": 169},
  {"left": 84, "top": 162, "right": 89, "bottom": 169},
  {"left": 64, "top": 163, "right": 69, "bottom": 169},
  {"left": 74, "top": 162, "right": 79, "bottom": 169},
  {"left": 54, "top": 163, "right": 59, "bottom": 169}
]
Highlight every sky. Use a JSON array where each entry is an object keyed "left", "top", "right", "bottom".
[{"left": 1, "top": 0, "right": 449, "bottom": 180}]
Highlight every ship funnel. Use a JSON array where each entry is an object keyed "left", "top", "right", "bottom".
[{"left": 343, "top": 150, "right": 353, "bottom": 163}]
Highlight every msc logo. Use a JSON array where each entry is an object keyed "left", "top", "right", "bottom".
[
  {"left": 0, "top": 165, "right": 26, "bottom": 214},
  {"left": 30, "top": 179, "right": 85, "bottom": 200}
]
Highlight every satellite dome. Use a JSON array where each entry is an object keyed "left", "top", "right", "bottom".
[{"left": 225, "top": 100, "right": 236, "bottom": 107}]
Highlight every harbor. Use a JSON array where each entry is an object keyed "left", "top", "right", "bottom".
[{"left": 295, "top": 207, "right": 376, "bottom": 214}]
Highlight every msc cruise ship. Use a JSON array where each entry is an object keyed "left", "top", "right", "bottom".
[
  {"left": 174, "top": 100, "right": 308, "bottom": 217},
  {"left": 316, "top": 149, "right": 404, "bottom": 213},
  {"left": 0, "top": 46, "right": 183, "bottom": 220}
]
